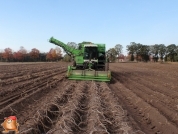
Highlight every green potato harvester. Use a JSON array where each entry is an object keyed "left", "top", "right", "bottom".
[{"left": 49, "top": 37, "right": 111, "bottom": 82}]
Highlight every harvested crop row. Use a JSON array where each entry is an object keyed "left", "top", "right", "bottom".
[
  {"left": 112, "top": 71, "right": 178, "bottom": 127},
  {"left": 51, "top": 81, "right": 89, "bottom": 134},
  {"left": 98, "top": 82, "right": 134, "bottom": 133},
  {"left": 109, "top": 76, "right": 178, "bottom": 134},
  {"left": 0, "top": 76, "right": 63, "bottom": 124},
  {"left": 18, "top": 81, "right": 135, "bottom": 134},
  {"left": 111, "top": 69, "right": 178, "bottom": 102},
  {"left": 111, "top": 70, "right": 178, "bottom": 117},
  {"left": 111, "top": 64, "right": 178, "bottom": 91},
  {"left": 0, "top": 63, "right": 67, "bottom": 79},
  {"left": 0, "top": 67, "right": 66, "bottom": 86},
  {"left": 121, "top": 67, "right": 178, "bottom": 93},
  {"left": 19, "top": 82, "right": 77, "bottom": 134},
  {"left": 83, "top": 81, "right": 109, "bottom": 134},
  {"left": 0, "top": 68, "right": 66, "bottom": 97},
  {"left": 0, "top": 69, "right": 66, "bottom": 107}
]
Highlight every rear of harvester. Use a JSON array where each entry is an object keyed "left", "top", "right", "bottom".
[
  {"left": 66, "top": 65, "right": 111, "bottom": 82},
  {"left": 66, "top": 44, "right": 111, "bottom": 82}
]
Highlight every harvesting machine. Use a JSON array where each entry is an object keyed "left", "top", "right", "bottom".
[{"left": 49, "top": 37, "right": 111, "bottom": 82}]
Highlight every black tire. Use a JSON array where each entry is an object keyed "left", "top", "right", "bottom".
[
  {"left": 94, "top": 62, "right": 98, "bottom": 70},
  {"left": 83, "top": 62, "right": 88, "bottom": 69}
]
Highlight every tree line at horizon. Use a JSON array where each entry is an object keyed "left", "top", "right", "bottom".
[
  {"left": 0, "top": 46, "right": 63, "bottom": 62},
  {"left": 126, "top": 42, "right": 178, "bottom": 62},
  {"left": 0, "top": 42, "right": 178, "bottom": 62},
  {"left": 106, "top": 43, "right": 178, "bottom": 62}
]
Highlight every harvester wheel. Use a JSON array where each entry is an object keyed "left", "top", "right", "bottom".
[
  {"left": 83, "top": 63, "right": 86, "bottom": 69},
  {"left": 94, "top": 62, "right": 98, "bottom": 70}
]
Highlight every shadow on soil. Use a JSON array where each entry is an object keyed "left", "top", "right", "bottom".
[{"left": 110, "top": 70, "right": 152, "bottom": 85}]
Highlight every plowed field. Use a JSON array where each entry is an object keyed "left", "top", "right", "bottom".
[{"left": 0, "top": 62, "right": 178, "bottom": 134}]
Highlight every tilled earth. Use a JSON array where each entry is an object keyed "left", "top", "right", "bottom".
[{"left": 0, "top": 62, "right": 178, "bottom": 134}]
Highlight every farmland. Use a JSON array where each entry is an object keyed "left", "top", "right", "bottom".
[{"left": 0, "top": 62, "right": 178, "bottom": 134}]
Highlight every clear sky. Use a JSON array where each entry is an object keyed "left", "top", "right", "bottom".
[{"left": 0, "top": 0, "right": 178, "bottom": 55}]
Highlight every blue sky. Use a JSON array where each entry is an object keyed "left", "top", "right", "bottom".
[{"left": 0, "top": 0, "right": 178, "bottom": 55}]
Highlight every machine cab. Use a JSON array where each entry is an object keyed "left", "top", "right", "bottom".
[{"left": 83, "top": 44, "right": 98, "bottom": 61}]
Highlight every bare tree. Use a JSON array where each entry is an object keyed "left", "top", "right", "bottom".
[{"left": 115, "top": 44, "right": 123, "bottom": 56}]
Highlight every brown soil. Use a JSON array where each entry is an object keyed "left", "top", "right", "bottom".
[{"left": 0, "top": 62, "right": 177, "bottom": 134}]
